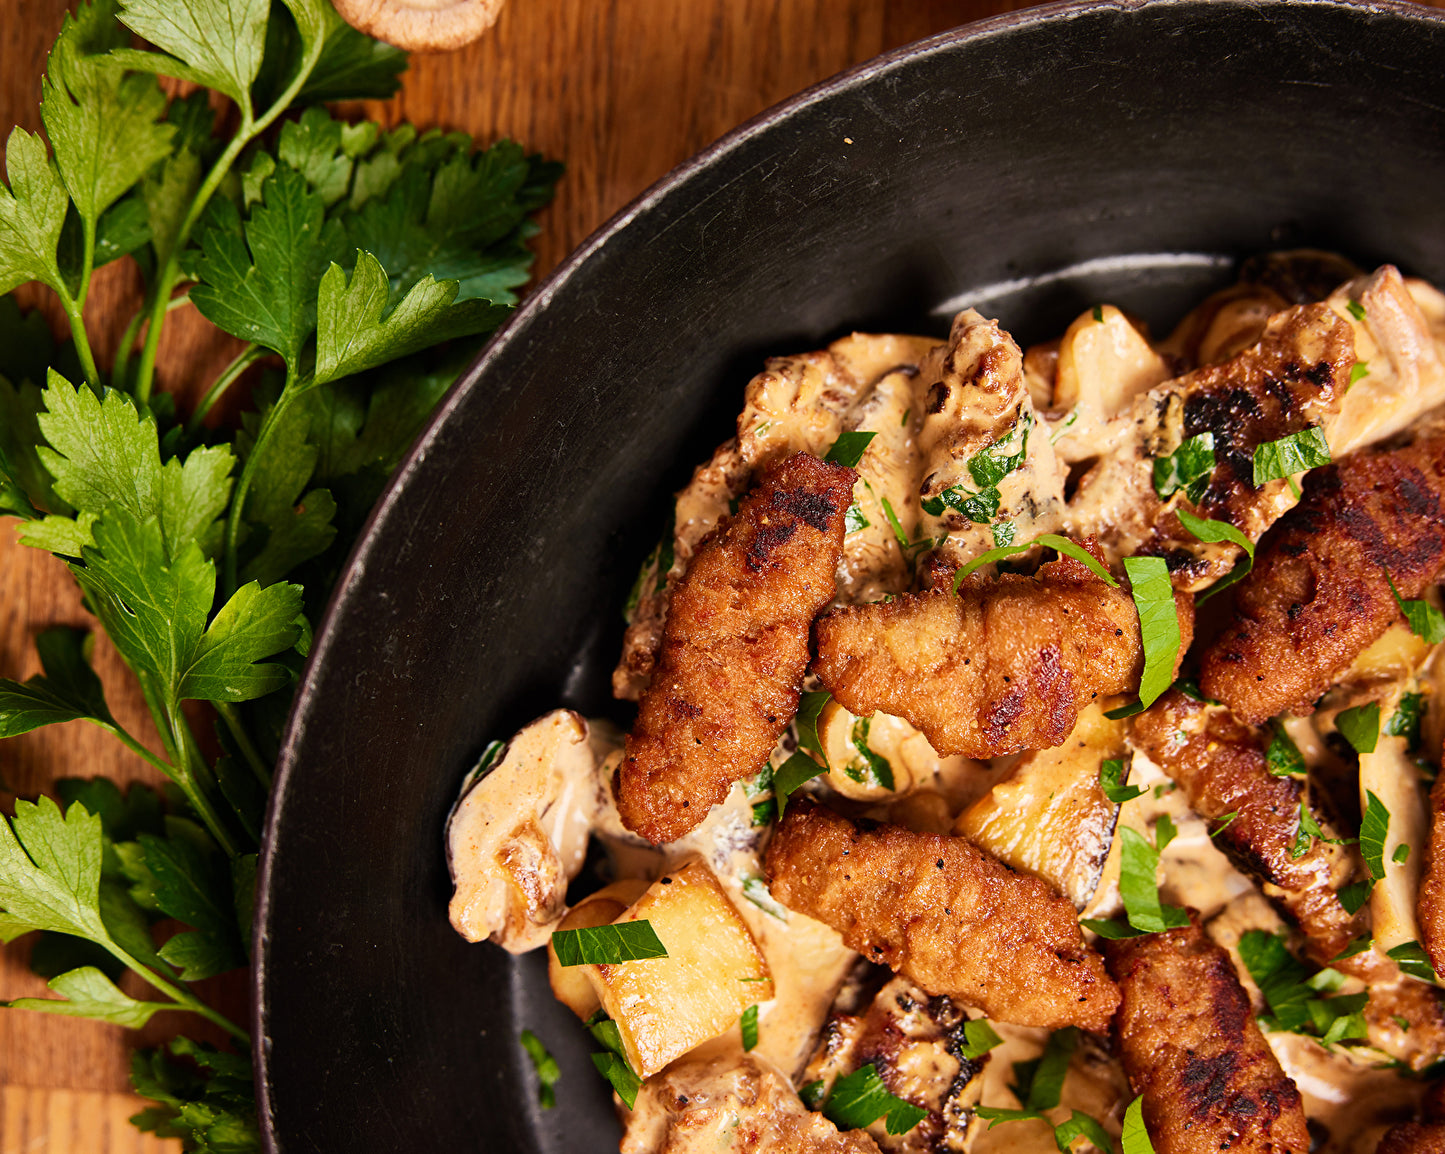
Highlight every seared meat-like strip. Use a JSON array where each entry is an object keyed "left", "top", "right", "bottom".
[
  {"left": 764, "top": 798, "right": 1120, "bottom": 1032},
  {"left": 812, "top": 547, "right": 1194, "bottom": 759},
  {"left": 1132, "top": 691, "right": 1362, "bottom": 965},
  {"left": 1104, "top": 918, "right": 1310, "bottom": 1154},
  {"left": 1199, "top": 437, "right": 1445, "bottom": 722},
  {"left": 1378, "top": 1083, "right": 1445, "bottom": 1154},
  {"left": 1420, "top": 768, "right": 1445, "bottom": 976},
  {"left": 616, "top": 453, "right": 854, "bottom": 844},
  {"left": 620, "top": 1052, "right": 881, "bottom": 1154},
  {"left": 1065, "top": 302, "right": 1354, "bottom": 587},
  {"left": 802, "top": 975, "right": 987, "bottom": 1154}
]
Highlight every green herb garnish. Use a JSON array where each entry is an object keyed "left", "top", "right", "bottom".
[
  {"left": 1124, "top": 555, "right": 1181, "bottom": 711},
  {"left": 1336, "top": 702, "right": 1380, "bottom": 754},
  {"left": 1347, "top": 298, "right": 1367, "bottom": 322},
  {"left": 953, "top": 534, "right": 1117, "bottom": 590},
  {"left": 773, "top": 751, "right": 826, "bottom": 817},
  {"left": 1121, "top": 1096, "right": 1155, "bottom": 1154},
  {"left": 1349, "top": 361, "right": 1370, "bottom": 385},
  {"left": 1152, "top": 432, "right": 1215, "bottom": 503},
  {"left": 822, "top": 1063, "right": 927, "bottom": 1135},
  {"left": 1238, "top": 930, "right": 1368, "bottom": 1042},
  {"left": 1265, "top": 723, "right": 1306, "bottom": 777},
  {"left": 1251, "top": 427, "right": 1331, "bottom": 487},
  {"left": 825, "top": 430, "right": 877, "bottom": 468},
  {"left": 844, "top": 715, "right": 894, "bottom": 789},
  {"left": 958, "top": 1018, "right": 1005, "bottom": 1059},
  {"left": 1175, "top": 508, "right": 1255, "bottom": 602},
  {"left": 1360, "top": 791, "right": 1391, "bottom": 882},
  {"left": 1386, "top": 573, "right": 1445, "bottom": 644},
  {"left": 742, "top": 876, "right": 789, "bottom": 922},
  {"left": 587, "top": 1011, "right": 642, "bottom": 1108},
  {"left": 1387, "top": 941, "right": 1439, "bottom": 982},
  {"left": 740, "top": 1004, "right": 760, "bottom": 1051},
  {"left": 844, "top": 502, "right": 870, "bottom": 534},
  {"left": 1385, "top": 692, "right": 1426, "bottom": 753},
  {"left": 1099, "top": 758, "right": 1143, "bottom": 804},
  {"left": 520, "top": 1029, "right": 560, "bottom": 1109},
  {"left": 551, "top": 920, "right": 668, "bottom": 966}
]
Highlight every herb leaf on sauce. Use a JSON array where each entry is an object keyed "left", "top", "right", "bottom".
[
  {"left": 824, "top": 430, "right": 877, "bottom": 468},
  {"left": 1336, "top": 703, "right": 1380, "bottom": 755},
  {"left": 551, "top": 920, "right": 667, "bottom": 966},
  {"left": 822, "top": 1063, "right": 926, "bottom": 1135},
  {"left": 1152, "top": 432, "right": 1215, "bottom": 503},
  {"left": 953, "top": 534, "right": 1118, "bottom": 591},
  {"left": 1386, "top": 941, "right": 1439, "bottom": 982},
  {"left": 1175, "top": 508, "right": 1255, "bottom": 603},
  {"left": 587, "top": 1011, "right": 642, "bottom": 1109},
  {"left": 1251, "top": 427, "right": 1331, "bottom": 487},
  {"left": 1099, "top": 759, "right": 1143, "bottom": 804},
  {"left": 1124, "top": 555, "right": 1181, "bottom": 711},
  {"left": 1386, "top": 573, "right": 1445, "bottom": 645}
]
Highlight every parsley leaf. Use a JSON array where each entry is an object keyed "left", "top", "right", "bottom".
[
  {"left": 41, "top": 0, "right": 174, "bottom": 240},
  {"left": 312, "top": 250, "right": 508, "bottom": 384},
  {"left": 824, "top": 430, "right": 876, "bottom": 468},
  {"left": 134, "top": 824, "right": 247, "bottom": 980},
  {"left": 1290, "top": 800, "right": 1355, "bottom": 861},
  {"left": 958, "top": 1018, "right": 1004, "bottom": 1058},
  {"left": 1339, "top": 882, "right": 1373, "bottom": 915},
  {"left": 1099, "top": 758, "right": 1143, "bottom": 804},
  {"left": 1116, "top": 826, "right": 1189, "bottom": 935},
  {"left": 1336, "top": 702, "right": 1380, "bottom": 755},
  {"left": 587, "top": 1011, "right": 642, "bottom": 1109},
  {"left": 843, "top": 715, "right": 893, "bottom": 789},
  {"left": 794, "top": 691, "right": 830, "bottom": 764},
  {"left": 1152, "top": 432, "right": 1215, "bottom": 502},
  {"left": 551, "top": 920, "right": 668, "bottom": 966},
  {"left": 741, "top": 876, "right": 788, "bottom": 921},
  {"left": 1360, "top": 791, "right": 1390, "bottom": 882},
  {"left": 1385, "top": 693, "right": 1425, "bottom": 753},
  {"left": 1122, "top": 1097, "right": 1155, "bottom": 1154},
  {"left": 519, "top": 1029, "right": 559, "bottom": 1109},
  {"left": 1385, "top": 572, "right": 1445, "bottom": 645},
  {"left": 953, "top": 534, "right": 1118, "bottom": 590},
  {"left": 1175, "top": 508, "right": 1255, "bottom": 602},
  {"left": 1123, "top": 555, "right": 1180, "bottom": 710},
  {"left": 1266, "top": 723, "right": 1306, "bottom": 777},
  {"left": 190, "top": 165, "right": 347, "bottom": 369},
  {"left": 0, "top": 627, "right": 114, "bottom": 737},
  {"left": 1252, "top": 427, "right": 1331, "bottom": 487},
  {"left": 822, "top": 1064, "right": 926, "bottom": 1135},
  {"left": 130, "top": 1037, "right": 260, "bottom": 1152},
  {"left": 0, "top": 128, "right": 70, "bottom": 297},
  {"left": 773, "top": 751, "right": 826, "bottom": 817},
  {"left": 115, "top": 0, "right": 271, "bottom": 108},
  {"left": 1239, "top": 930, "right": 1368, "bottom": 1040},
  {"left": 740, "top": 1003, "right": 760, "bottom": 1051},
  {"left": 1386, "top": 941, "right": 1439, "bottom": 982}
]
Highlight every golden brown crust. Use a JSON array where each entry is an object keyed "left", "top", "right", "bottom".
[
  {"left": 615, "top": 452, "right": 854, "bottom": 844},
  {"left": 764, "top": 798, "right": 1120, "bottom": 1031},
  {"left": 1378, "top": 1122, "right": 1445, "bottom": 1154},
  {"left": 1132, "top": 691, "right": 1362, "bottom": 965},
  {"left": 811, "top": 548, "right": 1194, "bottom": 758},
  {"left": 1200, "top": 438, "right": 1445, "bottom": 723},
  {"left": 1420, "top": 767, "right": 1445, "bottom": 977},
  {"left": 1104, "top": 918, "right": 1310, "bottom": 1154}
]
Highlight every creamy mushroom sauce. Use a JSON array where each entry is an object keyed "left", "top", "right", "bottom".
[{"left": 447, "top": 255, "right": 1445, "bottom": 1153}]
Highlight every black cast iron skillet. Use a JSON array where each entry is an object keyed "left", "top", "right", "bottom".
[{"left": 255, "top": 0, "right": 1445, "bottom": 1148}]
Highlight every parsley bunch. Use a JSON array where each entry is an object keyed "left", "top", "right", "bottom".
[{"left": 0, "top": 0, "right": 559, "bottom": 1147}]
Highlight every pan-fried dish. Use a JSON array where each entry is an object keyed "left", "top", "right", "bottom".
[{"left": 445, "top": 252, "right": 1445, "bottom": 1154}]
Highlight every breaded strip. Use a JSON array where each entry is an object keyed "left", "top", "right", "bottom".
[
  {"left": 1378, "top": 1083, "right": 1445, "bottom": 1154},
  {"left": 1132, "top": 691, "right": 1362, "bottom": 965},
  {"left": 1420, "top": 766, "right": 1445, "bottom": 976},
  {"left": 764, "top": 798, "right": 1120, "bottom": 1031},
  {"left": 1199, "top": 437, "right": 1445, "bottom": 723},
  {"left": 1065, "top": 301, "right": 1354, "bottom": 588},
  {"left": 1104, "top": 918, "right": 1310, "bottom": 1154},
  {"left": 812, "top": 548, "right": 1194, "bottom": 759},
  {"left": 616, "top": 453, "right": 854, "bottom": 844}
]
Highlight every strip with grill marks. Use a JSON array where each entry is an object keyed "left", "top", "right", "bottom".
[
  {"left": 615, "top": 452, "right": 855, "bottom": 844},
  {"left": 1105, "top": 916, "right": 1310, "bottom": 1154},
  {"left": 1200, "top": 437, "right": 1445, "bottom": 723}
]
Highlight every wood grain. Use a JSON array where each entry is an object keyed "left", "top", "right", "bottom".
[{"left": 2, "top": 0, "right": 1441, "bottom": 1147}]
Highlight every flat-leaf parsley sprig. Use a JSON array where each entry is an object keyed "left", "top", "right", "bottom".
[{"left": 0, "top": 0, "right": 560, "bottom": 1147}]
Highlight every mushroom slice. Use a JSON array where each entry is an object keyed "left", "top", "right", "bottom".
[
  {"left": 446, "top": 709, "right": 600, "bottom": 952},
  {"left": 330, "top": 0, "right": 505, "bottom": 51},
  {"left": 801, "top": 975, "right": 989, "bottom": 1153},
  {"left": 953, "top": 701, "right": 1127, "bottom": 909},
  {"left": 1048, "top": 305, "right": 1172, "bottom": 464}
]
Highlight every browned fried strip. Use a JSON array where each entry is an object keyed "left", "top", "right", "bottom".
[
  {"left": 1421, "top": 767, "right": 1445, "bottom": 977},
  {"left": 616, "top": 452, "right": 854, "bottom": 844},
  {"left": 1378, "top": 1083, "right": 1445, "bottom": 1154},
  {"left": 764, "top": 798, "right": 1120, "bottom": 1031},
  {"left": 1200, "top": 437, "right": 1445, "bottom": 722},
  {"left": 811, "top": 548, "right": 1194, "bottom": 759},
  {"left": 1132, "top": 690, "right": 1361, "bottom": 965},
  {"left": 1104, "top": 917, "right": 1310, "bottom": 1154}
]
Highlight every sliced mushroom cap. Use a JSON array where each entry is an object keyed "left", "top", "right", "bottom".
[
  {"left": 330, "top": 0, "right": 505, "bottom": 52},
  {"left": 447, "top": 709, "right": 601, "bottom": 952}
]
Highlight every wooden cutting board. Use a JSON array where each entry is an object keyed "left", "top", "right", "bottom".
[
  {"left": 0, "top": 0, "right": 1027, "bottom": 1147},
  {"left": 3, "top": 0, "right": 1442, "bottom": 1148}
]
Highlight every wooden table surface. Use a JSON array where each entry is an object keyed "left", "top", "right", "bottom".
[
  {"left": 0, "top": 0, "right": 1028, "bottom": 1147},
  {"left": 4, "top": 0, "right": 1444, "bottom": 1149}
]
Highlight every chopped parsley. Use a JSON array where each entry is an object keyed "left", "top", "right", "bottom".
[
  {"left": 795, "top": 691, "right": 830, "bottom": 765},
  {"left": 1251, "top": 427, "right": 1331, "bottom": 488},
  {"left": 922, "top": 412, "right": 1031, "bottom": 525},
  {"left": 1093, "top": 304, "right": 1105, "bottom": 323},
  {"left": 740, "top": 1004, "right": 760, "bottom": 1051},
  {"left": 1121, "top": 1096, "right": 1155, "bottom": 1154},
  {"left": 1349, "top": 361, "right": 1371, "bottom": 386},
  {"left": 821, "top": 1064, "right": 927, "bottom": 1135},
  {"left": 1265, "top": 723, "right": 1307, "bottom": 777},
  {"left": 1360, "top": 791, "right": 1391, "bottom": 882},
  {"left": 587, "top": 1012, "right": 642, "bottom": 1108},
  {"left": 742, "top": 876, "right": 789, "bottom": 922},
  {"left": 1347, "top": 298, "right": 1367, "bottom": 322},
  {"left": 1082, "top": 824, "right": 1187, "bottom": 938},
  {"left": 1385, "top": 692, "right": 1426, "bottom": 753},
  {"left": 975, "top": 1028, "right": 1115, "bottom": 1153},
  {"left": 1339, "top": 882, "right": 1373, "bottom": 916},
  {"left": 519, "top": 1029, "right": 559, "bottom": 1109},
  {"left": 1238, "top": 931, "right": 1368, "bottom": 1044},
  {"left": 1386, "top": 941, "right": 1438, "bottom": 982},
  {"left": 1336, "top": 702, "right": 1380, "bottom": 755},
  {"left": 843, "top": 716, "right": 894, "bottom": 789},
  {"left": 1290, "top": 800, "right": 1355, "bottom": 861},
  {"left": 1124, "top": 555, "right": 1182, "bottom": 711},
  {"left": 844, "top": 502, "right": 870, "bottom": 534},
  {"left": 958, "top": 1018, "right": 1005, "bottom": 1059},
  {"left": 825, "top": 430, "right": 877, "bottom": 469},
  {"left": 1175, "top": 508, "right": 1255, "bottom": 602},
  {"left": 1099, "top": 758, "right": 1143, "bottom": 804},
  {"left": 1386, "top": 572, "right": 1445, "bottom": 644},
  {"left": 953, "top": 534, "right": 1118, "bottom": 591},
  {"left": 992, "top": 519, "right": 1017, "bottom": 547},
  {"left": 1152, "top": 432, "right": 1216, "bottom": 503},
  {"left": 1394, "top": 844, "right": 1412, "bottom": 865},
  {"left": 773, "top": 751, "right": 826, "bottom": 817},
  {"left": 551, "top": 920, "right": 667, "bottom": 966}
]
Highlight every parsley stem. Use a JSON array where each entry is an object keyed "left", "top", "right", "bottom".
[
  {"left": 169, "top": 705, "right": 241, "bottom": 859},
  {"left": 97, "top": 718, "right": 179, "bottom": 780},
  {"left": 222, "top": 377, "right": 302, "bottom": 599},
  {"left": 55, "top": 284, "right": 100, "bottom": 391},
  {"left": 132, "top": 25, "right": 326, "bottom": 404},
  {"left": 76, "top": 215, "right": 96, "bottom": 313},
  {"left": 217, "top": 702, "right": 272, "bottom": 789},
  {"left": 104, "top": 942, "right": 249, "bottom": 1044},
  {"left": 187, "top": 344, "right": 264, "bottom": 434}
]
